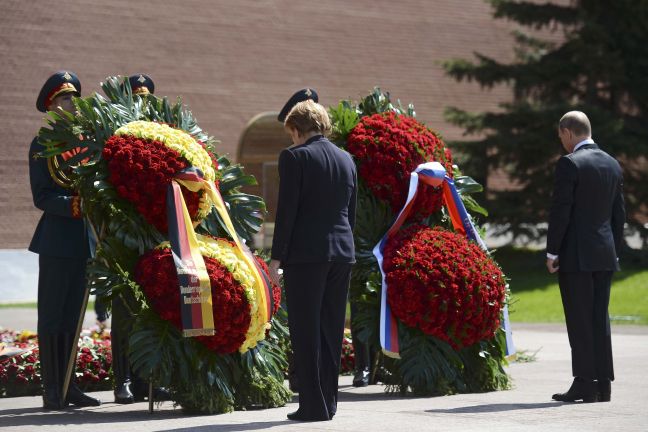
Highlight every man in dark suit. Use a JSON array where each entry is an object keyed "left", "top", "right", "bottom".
[
  {"left": 546, "top": 111, "right": 625, "bottom": 403},
  {"left": 30, "top": 71, "right": 101, "bottom": 409},
  {"left": 269, "top": 99, "right": 357, "bottom": 421}
]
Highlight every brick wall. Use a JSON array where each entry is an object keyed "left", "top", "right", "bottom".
[{"left": 0, "top": 0, "right": 526, "bottom": 248}]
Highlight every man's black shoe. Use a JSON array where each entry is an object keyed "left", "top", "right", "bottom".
[
  {"left": 352, "top": 368, "right": 370, "bottom": 387},
  {"left": 552, "top": 377, "right": 598, "bottom": 403},
  {"left": 287, "top": 410, "right": 330, "bottom": 421},
  {"left": 114, "top": 380, "right": 135, "bottom": 404},
  {"left": 67, "top": 383, "right": 102, "bottom": 407},
  {"left": 597, "top": 379, "right": 611, "bottom": 402}
]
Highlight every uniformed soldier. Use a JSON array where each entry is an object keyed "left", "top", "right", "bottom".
[
  {"left": 93, "top": 73, "right": 155, "bottom": 333},
  {"left": 30, "top": 71, "right": 101, "bottom": 409},
  {"left": 108, "top": 73, "right": 170, "bottom": 404},
  {"left": 128, "top": 73, "right": 155, "bottom": 96}
]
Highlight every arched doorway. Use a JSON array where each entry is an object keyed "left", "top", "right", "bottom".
[{"left": 237, "top": 112, "right": 292, "bottom": 249}]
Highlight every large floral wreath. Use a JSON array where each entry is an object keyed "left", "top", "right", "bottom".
[
  {"left": 329, "top": 88, "right": 510, "bottom": 396},
  {"left": 36, "top": 77, "right": 290, "bottom": 414}
]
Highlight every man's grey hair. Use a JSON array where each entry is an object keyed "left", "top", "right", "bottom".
[{"left": 559, "top": 111, "right": 591, "bottom": 137}]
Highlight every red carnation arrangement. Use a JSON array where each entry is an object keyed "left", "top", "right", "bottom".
[
  {"left": 134, "top": 246, "right": 281, "bottom": 354},
  {"left": 339, "top": 332, "right": 355, "bottom": 374},
  {"left": 0, "top": 330, "right": 112, "bottom": 397},
  {"left": 254, "top": 257, "right": 282, "bottom": 316},
  {"left": 102, "top": 135, "right": 202, "bottom": 233},
  {"left": 347, "top": 112, "right": 453, "bottom": 216},
  {"left": 383, "top": 225, "right": 506, "bottom": 349}
]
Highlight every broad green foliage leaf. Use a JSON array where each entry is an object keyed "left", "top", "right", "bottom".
[{"left": 328, "top": 101, "right": 359, "bottom": 145}]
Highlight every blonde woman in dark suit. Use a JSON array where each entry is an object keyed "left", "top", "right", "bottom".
[{"left": 269, "top": 99, "right": 357, "bottom": 421}]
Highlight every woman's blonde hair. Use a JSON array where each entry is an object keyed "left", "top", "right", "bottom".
[{"left": 284, "top": 99, "right": 332, "bottom": 136}]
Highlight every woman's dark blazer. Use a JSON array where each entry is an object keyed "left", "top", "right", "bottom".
[{"left": 271, "top": 135, "right": 356, "bottom": 265}]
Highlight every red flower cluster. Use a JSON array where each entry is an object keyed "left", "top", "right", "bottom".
[
  {"left": 135, "top": 246, "right": 279, "bottom": 354},
  {"left": 347, "top": 112, "right": 453, "bottom": 216},
  {"left": 102, "top": 134, "right": 201, "bottom": 233},
  {"left": 339, "top": 332, "right": 355, "bottom": 375},
  {"left": 0, "top": 330, "right": 112, "bottom": 397},
  {"left": 383, "top": 225, "right": 506, "bottom": 349},
  {"left": 0, "top": 347, "right": 40, "bottom": 397},
  {"left": 75, "top": 342, "right": 112, "bottom": 391}
]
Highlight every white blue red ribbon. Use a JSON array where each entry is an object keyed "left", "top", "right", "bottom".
[{"left": 373, "top": 161, "right": 515, "bottom": 358}]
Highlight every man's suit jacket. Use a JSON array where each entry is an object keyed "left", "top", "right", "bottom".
[
  {"left": 28, "top": 137, "right": 90, "bottom": 259},
  {"left": 271, "top": 135, "right": 356, "bottom": 265},
  {"left": 547, "top": 143, "right": 625, "bottom": 272}
]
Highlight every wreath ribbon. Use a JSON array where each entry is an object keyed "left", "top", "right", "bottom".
[{"left": 168, "top": 167, "right": 273, "bottom": 338}]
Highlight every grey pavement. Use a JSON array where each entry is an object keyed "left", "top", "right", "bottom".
[
  {"left": 0, "top": 323, "right": 647, "bottom": 431},
  {"left": 0, "top": 251, "right": 38, "bottom": 303}
]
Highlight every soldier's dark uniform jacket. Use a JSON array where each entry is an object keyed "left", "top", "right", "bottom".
[{"left": 28, "top": 137, "right": 89, "bottom": 260}]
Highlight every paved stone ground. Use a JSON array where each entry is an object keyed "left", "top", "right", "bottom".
[{"left": 1, "top": 321, "right": 646, "bottom": 432}]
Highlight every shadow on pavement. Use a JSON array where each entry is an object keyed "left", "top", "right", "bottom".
[
  {"left": 425, "top": 401, "right": 567, "bottom": 414},
  {"left": 155, "top": 421, "right": 296, "bottom": 431},
  {"left": 0, "top": 406, "right": 179, "bottom": 428},
  {"left": 0, "top": 405, "right": 294, "bottom": 430}
]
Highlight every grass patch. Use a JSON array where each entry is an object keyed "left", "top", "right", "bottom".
[
  {"left": 0, "top": 301, "right": 96, "bottom": 310},
  {"left": 494, "top": 247, "right": 648, "bottom": 325},
  {"left": 0, "top": 302, "right": 37, "bottom": 308}
]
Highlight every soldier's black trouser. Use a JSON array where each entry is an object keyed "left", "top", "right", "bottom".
[
  {"left": 37, "top": 255, "right": 87, "bottom": 335},
  {"left": 284, "top": 262, "right": 352, "bottom": 420},
  {"left": 111, "top": 294, "right": 136, "bottom": 387},
  {"left": 37, "top": 255, "right": 87, "bottom": 407},
  {"left": 350, "top": 302, "right": 370, "bottom": 372}
]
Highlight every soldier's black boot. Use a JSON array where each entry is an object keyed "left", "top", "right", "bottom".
[
  {"left": 39, "top": 334, "right": 66, "bottom": 410},
  {"left": 352, "top": 335, "right": 370, "bottom": 387},
  {"left": 60, "top": 332, "right": 101, "bottom": 407},
  {"left": 131, "top": 376, "right": 172, "bottom": 402},
  {"left": 111, "top": 325, "right": 134, "bottom": 404}
]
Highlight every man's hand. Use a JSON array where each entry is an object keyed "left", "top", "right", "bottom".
[
  {"left": 546, "top": 257, "right": 559, "bottom": 274},
  {"left": 269, "top": 259, "right": 282, "bottom": 286}
]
